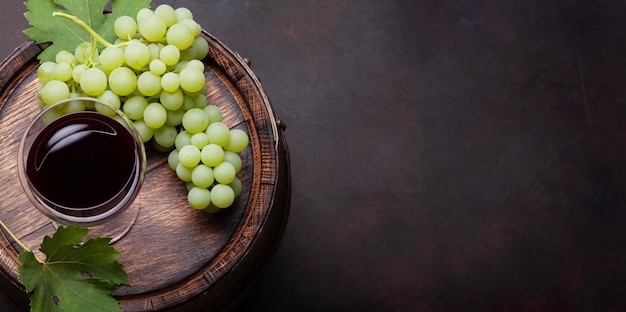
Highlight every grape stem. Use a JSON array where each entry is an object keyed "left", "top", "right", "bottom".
[
  {"left": 52, "top": 12, "right": 114, "bottom": 48},
  {"left": 0, "top": 219, "right": 43, "bottom": 264}
]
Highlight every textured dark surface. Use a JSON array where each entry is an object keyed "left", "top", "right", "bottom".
[{"left": 4, "top": 0, "right": 626, "bottom": 311}]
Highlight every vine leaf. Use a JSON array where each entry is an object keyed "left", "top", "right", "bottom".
[
  {"left": 18, "top": 226, "right": 130, "bottom": 312},
  {"left": 23, "top": 0, "right": 150, "bottom": 62}
]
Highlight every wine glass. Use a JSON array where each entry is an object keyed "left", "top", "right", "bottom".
[{"left": 17, "top": 97, "right": 146, "bottom": 244}]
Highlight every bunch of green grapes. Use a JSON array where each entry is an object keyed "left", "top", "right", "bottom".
[
  {"left": 35, "top": 4, "right": 249, "bottom": 211},
  {"left": 167, "top": 106, "right": 249, "bottom": 212}
]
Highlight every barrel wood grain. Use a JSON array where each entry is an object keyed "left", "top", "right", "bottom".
[{"left": 0, "top": 31, "right": 290, "bottom": 311}]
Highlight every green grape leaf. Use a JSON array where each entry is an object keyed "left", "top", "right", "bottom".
[
  {"left": 17, "top": 226, "right": 130, "bottom": 312},
  {"left": 23, "top": 0, "right": 151, "bottom": 62}
]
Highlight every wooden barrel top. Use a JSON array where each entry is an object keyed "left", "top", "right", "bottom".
[{"left": 0, "top": 31, "right": 290, "bottom": 311}]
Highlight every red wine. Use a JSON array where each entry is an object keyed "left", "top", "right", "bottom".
[{"left": 26, "top": 111, "right": 140, "bottom": 218}]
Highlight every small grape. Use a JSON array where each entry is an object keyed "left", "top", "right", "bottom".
[
  {"left": 139, "top": 14, "right": 167, "bottom": 42},
  {"left": 223, "top": 151, "right": 243, "bottom": 173},
  {"left": 179, "top": 19, "right": 201, "bottom": 37},
  {"left": 176, "top": 162, "right": 193, "bottom": 182},
  {"left": 190, "top": 132, "right": 209, "bottom": 149},
  {"left": 159, "top": 45, "right": 180, "bottom": 66},
  {"left": 200, "top": 144, "right": 224, "bottom": 167},
  {"left": 165, "top": 108, "right": 185, "bottom": 126},
  {"left": 161, "top": 72, "right": 180, "bottom": 92},
  {"left": 108, "top": 66, "right": 137, "bottom": 96},
  {"left": 166, "top": 23, "right": 194, "bottom": 50},
  {"left": 123, "top": 96, "right": 148, "bottom": 120},
  {"left": 225, "top": 129, "right": 249, "bottom": 153},
  {"left": 37, "top": 62, "right": 56, "bottom": 84},
  {"left": 155, "top": 4, "right": 177, "bottom": 27},
  {"left": 143, "top": 102, "right": 168, "bottom": 129},
  {"left": 96, "top": 90, "right": 121, "bottom": 112},
  {"left": 229, "top": 177, "right": 243, "bottom": 197},
  {"left": 100, "top": 46, "right": 124, "bottom": 71},
  {"left": 191, "top": 164, "right": 214, "bottom": 188},
  {"left": 132, "top": 119, "right": 154, "bottom": 142},
  {"left": 213, "top": 162, "right": 236, "bottom": 184},
  {"left": 188, "top": 187, "right": 211, "bottom": 209},
  {"left": 160, "top": 89, "right": 184, "bottom": 110},
  {"left": 189, "top": 37, "right": 210, "bottom": 60},
  {"left": 136, "top": 8, "right": 153, "bottom": 23},
  {"left": 53, "top": 62, "right": 72, "bottom": 82},
  {"left": 124, "top": 41, "right": 151, "bottom": 70},
  {"left": 206, "top": 122, "right": 230, "bottom": 147},
  {"left": 179, "top": 145, "right": 201, "bottom": 167},
  {"left": 75, "top": 42, "right": 98, "bottom": 64},
  {"left": 179, "top": 67, "right": 205, "bottom": 93},
  {"left": 137, "top": 71, "right": 162, "bottom": 96},
  {"left": 182, "top": 108, "right": 209, "bottom": 134},
  {"left": 192, "top": 93, "right": 207, "bottom": 108},
  {"left": 41, "top": 80, "right": 70, "bottom": 105},
  {"left": 72, "top": 64, "right": 88, "bottom": 83},
  {"left": 149, "top": 59, "right": 167, "bottom": 75},
  {"left": 175, "top": 130, "right": 192, "bottom": 150},
  {"left": 210, "top": 184, "right": 235, "bottom": 208},
  {"left": 204, "top": 105, "right": 223, "bottom": 124},
  {"left": 168, "top": 149, "right": 179, "bottom": 170},
  {"left": 55, "top": 50, "right": 76, "bottom": 65},
  {"left": 114, "top": 15, "right": 138, "bottom": 40},
  {"left": 154, "top": 124, "right": 178, "bottom": 148},
  {"left": 147, "top": 42, "right": 162, "bottom": 61},
  {"left": 80, "top": 68, "right": 107, "bottom": 96},
  {"left": 174, "top": 7, "right": 193, "bottom": 22}
]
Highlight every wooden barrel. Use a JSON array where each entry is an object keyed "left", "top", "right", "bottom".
[{"left": 0, "top": 31, "right": 290, "bottom": 311}]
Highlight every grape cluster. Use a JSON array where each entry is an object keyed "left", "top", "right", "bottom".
[
  {"left": 34, "top": 4, "right": 249, "bottom": 211},
  {"left": 167, "top": 106, "right": 249, "bottom": 211}
]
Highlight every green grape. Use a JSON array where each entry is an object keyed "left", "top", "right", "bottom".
[
  {"left": 229, "top": 177, "right": 243, "bottom": 197},
  {"left": 178, "top": 145, "right": 201, "bottom": 167},
  {"left": 166, "top": 23, "right": 194, "bottom": 50},
  {"left": 149, "top": 59, "right": 167, "bottom": 76},
  {"left": 225, "top": 129, "right": 249, "bottom": 153},
  {"left": 139, "top": 14, "right": 167, "bottom": 42},
  {"left": 155, "top": 4, "right": 177, "bottom": 27},
  {"left": 179, "top": 19, "right": 201, "bottom": 37},
  {"left": 188, "top": 187, "right": 211, "bottom": 210},
  {"left": 176, "top": 162, "right": 193, "bottom": 182},
  {"left": 96, "top": 90, "right": 121, "bottom": 112},
  {"left": 206, "top": 122, "right": 230, "bottom": 147},
  {"left": 72, "top": 64, "right": 87, "bottom": 83},
  {"left": 37, "top": 62, "right": 56, "bottom": 84},
  {"left": 168, "top": 149, "right": 179, "bottom": 170},
  {"left": 189, "top": 37, "right": 210, "bottom": 60},
  {"left": 165, "top": 108, "right": 185, "bottom": 126},
  {"left": 160, "top": 89, "right": 184, "bottom": 110},
  {"left": 182, "top": 107, "right": 209, "bottom": 133},
  {"left": 136, "top": 8, "right": 153, "bottom": 24},
  {"left": 80, "top": 68, "right": 107, "bottom": 96},
  {"left": 55, "top": 50, "right": 76, "bottom": 65},
  {"left": 124, "top": 41, "right": 150, "bottom": 70},
  {"left": 99, "top": 46, "right": 124, "bottom": 71},
  {"left": 143, "top": 102, "right": 168, "bottom": 129},
  {"left": 182, "top": 95, "right": 196, "bottom": 110},
  {"left": 175, "top": 130, "right": 192, "bottom": 150},
  {"left": 66, "top": 93, "right": 88, "bottom": 113},
  {"left": 191, "top": 164, "right": 214, "bottom": 188},
  {"left": 53, "top": 62, "right": 72, "bottom": 82},
  {"left": 137, "top": 71, "right": 162, "bottom": 96},
  {"left": 200, "top": 143, "right": 224, "bottom": 167},
  {"left": 161, "top": 72, "right": 180, "bottom": 92},
  {"left": 108, "top": 66, "right": 137, "bottom": 96},
  {"left": 204, "top": 105, "right": 223, "bottom": 124},
  {"left": 179, "top": 67, "right": 205, "bottom": 93},
  {"left": 75, "top": 42, "right": 98, "bottom": 64},
  {"left": 114, "top": 15, "right": 138, "bottom": 40},
  {"left": 223, "top": 150, "right": 243, "bottom": 173},
  {"left": 192, "top": 93, "right": 207, "bottom": 108},
  {"left": 159, "top": 45, "right": 180, "bottom": 66},
  {"left": 154, "top": 124, "right": 178, "bottom": 148},
  {"left": 41, "top": 80, "right": 70, "bottom": 105},
  {"left": 210, "top": 184, "right": 235, "bottom": 208},
  {"left": 133, "top": 119, "right": 154, "bottom": 142},
  {"left": 187, "top": 60, "right": 205, "bottom": 72},
  {"left": 147, "top": 42, "right": 162, "bottom": 61},
  {"left": 213, "top": 162, "right": 236, "bottom": 184},
  {"left": 190, "top": 132, "right": 209, "bottom": 149},
  {"left": 122, "top": 96, "right": 148, "bottom": 120},
  {"left": 175, "top": 7, "right": 193, "bottom": 22}
]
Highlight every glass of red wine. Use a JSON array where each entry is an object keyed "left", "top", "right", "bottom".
[{"left": 17, "top": 97, "right": 146, "bottom": 244}]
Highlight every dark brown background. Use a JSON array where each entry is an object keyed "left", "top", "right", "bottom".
[{"left": 3, "top": 0, "right": 626, "bottom": 311}]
